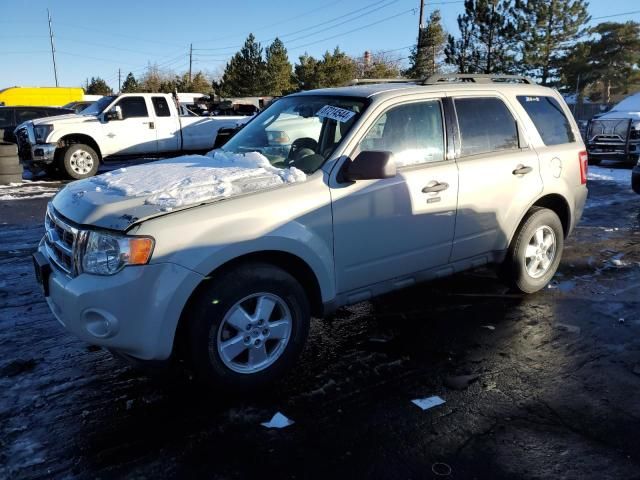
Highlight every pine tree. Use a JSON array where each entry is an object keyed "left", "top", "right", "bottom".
[
  {"left": 445, "top": 0, "right": 518, "bottom": 74},
  {"left": 85, "top": 77, "right": 113, "bottom": 95},
  {"left": 120, "top": 72, "right": 139, "bottom": 93},
  {"left": 295, "top": 54, "right": 320, "bottom": 90},
  {"left": 316, "top": 47, "right": 357, "bottom": 87},
  {"left": 190, "top": 72, "right": 212, "bottom": 93},
  {"left": 517, "top": 0, "right": 590, "bottom": 85},
  {"left": 265, "top": 38, "right": 296, "bottom": 96},
  {"left": 406, "top": 10, "right": 446, "bottom": 79},
  {"left": 220, "top": 34, "right": 267, "bottom": 97}
]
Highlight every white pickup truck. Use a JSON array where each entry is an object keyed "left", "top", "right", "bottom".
[{"left": 15, "top": 93, "right": 248, "bottom": 179}]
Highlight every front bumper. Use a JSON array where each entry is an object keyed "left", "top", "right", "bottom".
[
  {"left": 18, "top": 142, "right": 57, "bottom": 165},
  {"left": 37, "top": 241, "right": 204, "bottom": 360},
  {"left": 632, "top": 165, "right": 640, "bottom": 194}
]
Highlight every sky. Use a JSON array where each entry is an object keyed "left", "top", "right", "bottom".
[{"left": 1, "top": 0, "right": 639, "bottom": 89}]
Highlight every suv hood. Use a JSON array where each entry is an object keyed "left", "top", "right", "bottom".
[
  {"left": 51, "top": 152, "right": 307, "bottom": 231},
  {"left": 31, "top": 113, "right": 99, "bottom": 126},
  {"left": 598, "top": 110, "right": 640, "bottom": 121}
]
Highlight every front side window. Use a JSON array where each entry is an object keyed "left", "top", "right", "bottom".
[
  {"left": 152, "top": 97, "right": 171, "bottom": 117},
  {"left": 517, "top": 95, "right": 575, "bottom": 145},
  {"left": 115, "top": 97, "right": 148, "bottom": 119},
  {"left": 455, "top": 97, "right": 519, "bottom": 157},
  {"left": 359, "top": 100, "right": 445, "bottom": 167},
  {"left": 16, "top": 109, "right": 47, "bottom": 124},
  {"left": 221, "top": 95, "right": 367, "bottom": 174}
]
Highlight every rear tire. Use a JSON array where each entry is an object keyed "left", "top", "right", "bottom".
[
  {"left": 61, "top": 144, "right": 99, "bottom": 179},
  {"left": 502, "top": 207, "right": 564, "bottom": 294},
  {"left": 187, "top": 262, "right": 310, "bottom": 391}
]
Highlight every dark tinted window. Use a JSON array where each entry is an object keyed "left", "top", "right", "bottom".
[
  {"left": 360, "top": 100, "right": 445, "bottom": 167},
  {"left": 0, "top": 109, "right": 14, "bottom": 127},
  {"left": 517, "top": 96, "right": 575, "bottom": 145},
  {"left": 455, "top": 97, "right": 519, "bottom": 157},
  {"left": 115, "top": 97, "right": 148, "bottom": 119},
  {"left": 152, "top": 97, "right": 171, "bottom": 117},
  {"left": 16, "top": 108, "right": 47, "bottom": 124}
]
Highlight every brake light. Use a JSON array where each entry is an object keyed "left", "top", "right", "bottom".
[{"left": 579, "top": 151, "right": 588, "bottom": 184}]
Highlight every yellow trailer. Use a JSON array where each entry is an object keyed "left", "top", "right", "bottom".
[{"left": 0, "top": 86, "right": 84, "bottom": 107}]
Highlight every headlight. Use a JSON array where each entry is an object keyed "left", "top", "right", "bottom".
[
  {"left": 34, "top": 125, "right": 53, "bottom": 144},
  {"left": 81, "top": 231, "right": 154, "bottom": 275}
]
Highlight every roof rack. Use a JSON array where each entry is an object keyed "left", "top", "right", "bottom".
[
  {"left": 423, "top": 74, "right": 536, "bottom": 85},
  {"left": 347, "top": 78, "right": 414, "bottom": 86}
]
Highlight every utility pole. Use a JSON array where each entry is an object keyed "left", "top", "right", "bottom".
[
  {"left": 418, "top": 0, "right": 425, "bottom": 45},
  {"left": 47, "top": 9, "right": 59, "bottom": 87},
  {"left": 189, "top": 43, "right": 193, "bottom": 86},
  {"left": 118, "top": 68, "right": 122, "bottom": 92}
]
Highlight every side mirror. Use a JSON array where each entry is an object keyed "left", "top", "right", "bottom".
[
  {"left": 105, "top": 105, "right": 123, "bottom": 121},
  {"left": 342, "top": 151, "right": 396, "bottom": 181}
]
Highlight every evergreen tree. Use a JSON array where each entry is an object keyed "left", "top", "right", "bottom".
[
  {"left": 295, "top": 54, "right": 320, "bottom": 90},
  {"left": 85, "top": 77, "right": 113, "bottom": 95},
  {"left": 265, "top": 38, "right": 296, "bottom": 96},
  {"left": 120, "top": 72, "right": 139, "bottom": 93},
  {"left": 445, "top": 0, "right": 518, "bottom": 74},
  {"left": 190, "top": 72, "right": 213, "bottom": 93},
  {"left": 517, "top": 0, "right": 590, "bottom": 85},
  {"left": 406, "top": 10, "right": 446, "bottom": 79},
  {"left": 139, "top": 64, "right": 163, "bottom": 92},
  {"left": 220, "top": 34, "right": 267, "bottom": 97},
  {"left": 316, "top": 47, "right": 357, "bottom": 87}
]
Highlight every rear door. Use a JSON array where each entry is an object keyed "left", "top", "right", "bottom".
[
  {"left": 101, "top": 96, "right": 158, "bottom": 156},
  {"left": 450, "top": 94, "right": 543, "bottom": 262},
  {"left": 331, "top": 96, "right": 459, "bottom": 294},
  {"left": 151, "top": 96, "right": 179, "bottom": 153}
]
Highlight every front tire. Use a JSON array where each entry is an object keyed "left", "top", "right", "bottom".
[
  {"left": 61, "top": 144, "right": 99, "bottom": 179},
  {"left": 503, "top": 207, "right": 564, "bottom": 294},
  {"left": 187, "top": 263, "right": 311, "bottom": 391}
]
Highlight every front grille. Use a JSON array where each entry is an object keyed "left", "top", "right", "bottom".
[
  {"left": 16, "top": 127, "right": 32, "bottom": 161},
  {"left": 44, "top": 205, "right": 81, "bottom": 276}
]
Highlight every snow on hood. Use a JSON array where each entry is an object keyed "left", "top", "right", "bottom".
[
  {"left": 88, "top": 150, "right": 306, "bottom": 210},
  {"left": 598, "top": 93, "right": 640, "bottom": 121}
]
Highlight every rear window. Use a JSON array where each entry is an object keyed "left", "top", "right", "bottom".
[
  {"left": 517, "top": 96, "right": 575, "bottom": 145},
  {"left": 454, "top": 97, "right": 519, "bottom": 157},
  {"left": 152, "top": 97, "right": 171, "bottom": 117}
]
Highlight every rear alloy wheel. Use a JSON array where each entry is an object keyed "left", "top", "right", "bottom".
[
  {"left": 62, "top": 144, "right": 99, "bottom": 179},
  {"left": 503, "top": 207, "right": 564, "bottom": 293},
  {"left": 187, "top": 263, "right": 310, "bottom": 391}
]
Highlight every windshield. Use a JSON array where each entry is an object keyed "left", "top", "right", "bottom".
[
  {"left": 221, "top": 95, "right": 367, "bottom": 174},
  {"left": 81, "top": 96, "right": 116, "bottom": 116}
]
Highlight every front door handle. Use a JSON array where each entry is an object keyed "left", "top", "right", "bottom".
[
  {"left": 142, "top": 121, "right": 155, "bottom": 129},
  {"left": 422, "top": 181, "right": 449, "bottom": 193},
  {"left": 512, "top": 164, "right": 533, "bottom": 175}
]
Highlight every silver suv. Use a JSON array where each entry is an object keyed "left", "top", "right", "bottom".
[{"left": 33, "top": 75, "right": 588, "bottom": 390}]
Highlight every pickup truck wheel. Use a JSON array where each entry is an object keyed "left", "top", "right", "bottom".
[
  {"left": 503, "top": 207, "right": 564, "bottom": 294},
  {"left": 187, "top": 263, "right": 310, "bottom": 391},
  {"left": 61, "top": 144, "right": 99, "bottom": 179}
]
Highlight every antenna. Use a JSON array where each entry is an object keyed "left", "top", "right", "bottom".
[{"left": 47, "top": 9, "right": 59, "bottom": 87}]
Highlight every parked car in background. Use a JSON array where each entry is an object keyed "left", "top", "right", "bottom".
[
  {"left": 62, "top": 101, "right": 95, "bottom": 113},
  {"left": 34, "top": 75, "right": 588, "bottom": 391},
  {"left": 0, "top": 105, "right": 74, "bottom": 143},
  {"left": 16, "top": 93, "right": 249, "bottom": 179},
  {"left": 586, "top": 92, "right": 640, "bottom": 166}
]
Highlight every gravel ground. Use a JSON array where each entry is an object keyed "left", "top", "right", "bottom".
[{"left": 1, "top": 162, "right": 639, "bottom": 480}]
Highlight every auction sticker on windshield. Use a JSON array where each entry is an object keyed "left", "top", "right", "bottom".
[{"left": 316, "top": 105, "right": 356, "bottom": 123}]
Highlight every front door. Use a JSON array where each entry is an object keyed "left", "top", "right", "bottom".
[
  {"left": 331, "top": 98, "right": 459, "bottom": 294},
  {"left": 450, "top": 95, "right": 543, "bottom": 262},
  {"left": 101, "top": 96, "right": 158, "bottom": 156}
]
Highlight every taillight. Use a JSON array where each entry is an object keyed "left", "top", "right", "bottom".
[{"left": 579, "top": 150, "right": 588, "bottom": 184}]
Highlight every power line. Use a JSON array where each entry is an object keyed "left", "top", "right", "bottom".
[{"left": 591, "top": 10, "right": 640, "bottom": 20}]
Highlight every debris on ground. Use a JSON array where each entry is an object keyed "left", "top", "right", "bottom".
[
  {"left": 411, "top": 396, "right": 446, "bottom": 411},
  {"left": 556, "top": 323, "right": 581, "bottom": 334},
  {"left": 444, "top": 374, "right": 480, "bottom": 391},
  {"left": 480, "top": 325, "right": 496, "bottom": 331},
  {"left": 261, "top": 412, "right": 295, "bottom": 429}
]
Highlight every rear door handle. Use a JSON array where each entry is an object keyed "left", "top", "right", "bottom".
[
  {"left": 512, "top": 164, "right": 533, "bottom": 175},
  {"left": 422, "top": 181, "right": 449, "bottom": 193}
]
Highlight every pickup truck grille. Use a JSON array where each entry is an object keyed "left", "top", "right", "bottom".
[
  {"left": 16, "top": 127, "right": 32, "bottom": 161},
  {"left": 44, "top": 205, "right": 80, "bottom": 276}
]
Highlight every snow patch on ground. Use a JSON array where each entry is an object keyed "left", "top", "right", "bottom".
[
  {"left": 89, "top": 151, "right": 306, "bottom": 209},
  {"left": 588, "top": 166, "right": 631, "bottom": 185},
  {"left": 0, "top": 180, "right": 60, "bottom": 201}
]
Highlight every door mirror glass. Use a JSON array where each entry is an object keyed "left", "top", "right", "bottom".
[
  {"left": 343, "top": 151, "right": 397, "bottom": 181},
  {"left": 105, "top": 105, "right": 123, "bottom": 121}
]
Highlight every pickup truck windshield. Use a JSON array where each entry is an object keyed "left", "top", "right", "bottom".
[
  {"left": 221, "top": 95, "right": 367, "bottom": 174},
  {"left": 81, "top": 96, "right": 117, "bottom": 116}
]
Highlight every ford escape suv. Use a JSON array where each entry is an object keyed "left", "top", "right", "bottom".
[{"left": 34, "top": 75, "right": 588, "bottom": 390}]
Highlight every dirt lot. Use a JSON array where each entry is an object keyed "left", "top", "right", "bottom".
[{"left": 1, "top": 163, "right": 639, "bottom": 480}]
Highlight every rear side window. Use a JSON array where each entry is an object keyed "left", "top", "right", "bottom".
[
  {"left": 115, "top": 97, "right": 149, "bottom": 119},
  {"left": 152, "top": 97, "right": 171, "bottom": 117},
  {"left": 517, "top": 96, "right": 575, "bottom": 145},
  {"left": 0, "top": 109, "right": 14, "bottom": 127},
  {"left": 454, "top": 97, "right": 519, "bottom": 157}
]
